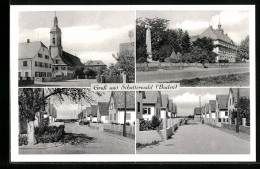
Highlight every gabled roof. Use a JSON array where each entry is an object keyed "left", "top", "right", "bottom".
[
  {"left": 85, "top": 60, "right": 106, "bottom": 66},
  {"left": 200, "top": 26, "right": 236, "bottom": 46},
  {"left": 230, "top": 88, "right": 250, "bottom": 104},
  {"left": 142, "top": 91, "right": 161, "bottom": 104},
  {"left": 194, "top": 107, "right": 201, "bottom": 115},
  {"left": 61, "top": 51, "right": 84, "bottom": 67},
  {"left": 98, "top": 102, "right": 109, "bottom": 116},
  {"left": 110, "top": 91, "right": 135, "bottom": 109},
  {"left": 91, "top": 105, "right": 98, "bottom": 117},
  {"left": 216, "top": 95, "right": 229, "bottom": 110},
  {"left": 161, "top": 94, "right": 169, "bottom": 108},
  {"left": 209, "top": 100, "right": 216, "bottom": 112},
  {"left": 19, "top": 41, "right": 47, "bottom": 59}
]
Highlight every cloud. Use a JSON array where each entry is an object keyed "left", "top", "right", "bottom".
[{"left": 173, "top": 20, "right": 209, "bottom": 32}]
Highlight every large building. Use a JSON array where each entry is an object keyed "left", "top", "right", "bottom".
[
  {"left": 49, "top": 13, "right": 84, "bottom": 78},
  {"left": 18, "top": 40, "right": 53, "bottom": 78},
  {"left": 84, "top": 60, "right": 107, "bottom": 72},
  {"left": 191, "top": 22, "right": 238, "bottom": 62}
]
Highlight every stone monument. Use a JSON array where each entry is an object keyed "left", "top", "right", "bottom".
[{"left": 145, "top": 24, "right": 153, "bottom": 62}]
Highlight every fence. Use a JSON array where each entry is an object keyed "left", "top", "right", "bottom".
[
  {"left": 19, "top": 77, "right": 34, "bottom": 86},
  {"left": 103, "top": 124, "right": 135, "bottom": 139},
  {"left": 136, "top": 62, "right": 250, "bottom": 72},
  {"left": 34, "top": 76, "right": 73, "bottom": 83},
  {"left": 96, "top": 74, "right": 123, "bottom": 83}
]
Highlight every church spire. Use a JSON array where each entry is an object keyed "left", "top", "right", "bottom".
[
  {"left": 54, "top": 12, "right": 58, "bottom": 27},
  {"left": 217, "top": 17, "right": 224, "bottom": 33}
]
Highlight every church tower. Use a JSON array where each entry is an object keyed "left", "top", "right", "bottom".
[{"left": 49, "top": 12, "right": 63, "bottom": 58}]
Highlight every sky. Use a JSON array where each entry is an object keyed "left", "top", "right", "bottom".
[
  {"left": 161, "top": 88, "right": 229, "bottom": 116},
  {"left": 49, "top": 90, "right": 111, "bottom": 119},
  {"left": 137, "top": 10, "right": 249, "bottom": 44},
  {"left": 19, "top": 11, "right": 135, "bottom": 66}
]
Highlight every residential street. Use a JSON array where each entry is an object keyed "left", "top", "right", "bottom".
[
  {"left": 136, "top": 67, "right": 249, "bottom": 83},
  {"left": 137, "top": 120, "right": 250, "bottom": 154},
  {"left": 19, "top": 123, "right": 135, "bottom": 154},
  {"left": 30, "top": 79, "right": 97, "bottom": 87}
]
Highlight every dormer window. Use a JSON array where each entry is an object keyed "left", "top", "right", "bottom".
[{"left": 53, "top": 37, "right": 55, "bottom": 44}]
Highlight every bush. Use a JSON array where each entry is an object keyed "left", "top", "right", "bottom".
[
  {"left": 79, "top": 121, "right": 90, "bottom": 125},
  {"left": 218, "top": 59, "right": 229, "bottom": 63},
  {"left": 34, "top": 124, "right": 65, "bottom": 144},
  {"left": 139, "top": 116, "right": 163, "bottom": 131},
  {"left": 137, "top": 57, "right": 147, "bottom": 63},
  {"left": 164, "top": 57, "right": 171, "bottom": 63}
]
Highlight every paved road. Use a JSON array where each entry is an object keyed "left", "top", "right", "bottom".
[
  {"left": 137, "top": 121, "right": 250, "bottom": 154},
  {"left": 136, "top": 67, "right": 249, "bottom": 83},
  {"left": 29, "top": 79, "right": 97, "bottom": 87},
  {"left": 19, "top": 123, "right": 135, "bottom": 154}
]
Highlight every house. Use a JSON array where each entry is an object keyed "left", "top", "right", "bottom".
[
  {"left": 201, "top": 106, "right": 205, "bottom": 118},
  {"left": 194, "top": 107, "right": 202, "bottom": 121},
  {"left": 108, "top": 91, "right": 135, "bottom": 125},
  {"left": 191, "top": 22, "right": 237, "bottom": 62},
  {"left": 90, "top": 105, "right": 98, "bottom": 122},
  {"left": 205, "top": 103, "right": 209, "bottom": 119},
  {"left": 160, "top": 94, "right": 169, "bottom": 119},
  {"left": 167, "top": 100, "right": 173, "bottom": 118},
  {"left": 97, "top": 102, "right": 109, "bottom": 123},
  {"left": 19, "top": 40, "right": 53, "bottom": 78},
  {"left": 136, "top": 91, "right": 146, "bottom": 119},
  {"left": 142, "top": 91, "right": 162, "bottom": 121},
  {"left": 209, "top": 100, "right": 217, "bottom": 119},
  {"left": 84, "top": 60, "right": 107, "bottom": 72},
  {"left": 216, "top": 95, "right": 229, "bottom": 122},
  {"left": 49, "top": 13, "right": 84, "bottom": 78},
  {"left": 78, "top": 109, "right": 86, "bottom": 122},
  {"left": 86, "top": 107, "right": 93, "bottom": 121},
  {"left": 172, "top": 103, "right": 178, "bottom": 117},
  {"left": 228, "top": 88, "right": 250, "bottom": 120}
]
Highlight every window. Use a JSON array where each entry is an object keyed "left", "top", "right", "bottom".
[
  {"left": 45, "top": 55, "right": 49, "bottom": 59},
  {"left": 49, "top": 64, "right": 51, "bottom": 68},
  {"left": 18, "top": 72, "right": 21, "bottom": 77},
  {"left": 42, "top": 72, "right": 46, "bottom": 77},
  {"left": 35, "top": 61, "right": 37, "bottom": 67},
  {"left": 110, "top": 103, "right": 114, "bottom": 110},
  {"left": 38, "top": 53, "right": 42, "bottom": 58},
  {"left": 225, "top": 111, "right": 228, "bottom": 116},
  {"left": 25, "top": 72, "right": 29, "bottom": 77},
  {"left": 55, "top": 67, "right": 59, "bottom": 70},
  {"left": 61, "top": 67, "right": 66, "bottom": 70},
  {"left": 35, "top": 72, "right": 39, "bottom": 77},
  {"left": 53, "top": 37, "right": 55, "bottom": 44},
  {"left": 143, "top": 107, "right": 151, "bottom": 115},
  {"left": 45, "top": 63, "right": 48, "bottom": 68},
  {"left": 137, "top": 102, "right": 140, "bottom": 112},
  {"left": 56, "top": 60, "right": 58, "bottom": 64},
  {"left": 126, "top": 113, "right": 131, "bottom": 120},
  {"left": 39, "top": 62, "right": 42, "bottom": 67},
  {"left": 23, "top": 61, "right": 27, "bottom": 67},
  {"left": 114, "top": 114, "right": 116, "bottom": 120}
]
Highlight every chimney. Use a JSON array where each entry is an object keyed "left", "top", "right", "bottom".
[{"left": 27, "top": 39, "right": 30, "bottom": 43}]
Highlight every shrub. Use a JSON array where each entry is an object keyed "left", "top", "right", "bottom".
[
  {"left": 164, "top": 57, "right": 171, "bottom": 63},
  {"left": 151, "top": 116, "right": 162, "bottom": 130},
  {"left": 34, "top": 124, "right": 65, "bottom": 144},
  {"left": 139, "top": 116, "right": 163, "bottom": 131},
  {"left": 137, "top": 57, "right": 147, "bottom": 63}
]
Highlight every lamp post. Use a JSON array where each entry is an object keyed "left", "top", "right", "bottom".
[
  {"left": 236, "top": 88, "right": 240, "bottom": 133},
  {"left": 123, "top": 91, "right": 127, "bottom": 137}
]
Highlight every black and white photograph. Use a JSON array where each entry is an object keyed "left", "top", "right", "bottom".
[
  {"left": 18, "top": 88, "right": 135, "bottom": 154},
  {"left": 136, "top": 10, "right": 250, "bottom": 86},
  {"left": 18, "top": 11, "right": 135, "bottom": 87},
  {"left": 136, "top": 88, "right": 250, "bottom": 154}
]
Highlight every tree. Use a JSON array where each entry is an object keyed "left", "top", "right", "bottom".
[
  {"left": 84, "top": 68, "right": 96, "bottom": 78},
  {"left": 18, "top": 88, "right": 99, "bottom": 145},
  {"left": 112, "top": 50, "right": 135, "bottom": 79},
  {"left": 231, "top": 97, "right": 250, "bottom": 126},
  {"left": 75, "top": 67, "right": 85, "bottom": 78},
  {"left": 236, "top": 35, "right": 249, "bottom": 61}
]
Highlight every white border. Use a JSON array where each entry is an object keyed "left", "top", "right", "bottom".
[{"left": 10, "top": 5, "right": 255, "bottom": 162}]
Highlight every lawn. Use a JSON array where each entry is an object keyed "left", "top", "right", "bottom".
[{"left": 167, "top": 73, "right": 249, "bottom": 87}]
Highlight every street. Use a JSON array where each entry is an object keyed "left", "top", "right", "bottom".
[
  {"left": 19, "top": 123, "right": 135, "bottom": 154},
  {"left": 30, "top": 79, "right": 97, "bottom": 87},
  {"left": 136, "top": 67, "right": 249, "bottom": 83},
  {"left": 137, "top": 120, "right": 250, "bottom": 154}
]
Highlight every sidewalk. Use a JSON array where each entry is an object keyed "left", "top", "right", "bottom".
[
  {"left": 19, "top": 142, "right": 63, "bottom": 149},
  {"left": 205, "top": 123, "right": 250, "bottom": 142}
]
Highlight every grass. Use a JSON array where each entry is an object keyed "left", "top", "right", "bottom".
[
  {"left": 136, "top": 141, "right": 160, "bottom": 149},
  {"left": 168, "top": 73, "right": 249, "bottom": 87},
  {"left": 62, "top": 133, "right": 95, "bottom": 145}
]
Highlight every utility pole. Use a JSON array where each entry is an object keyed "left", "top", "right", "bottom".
[
  {"left": 199, "top": 96, "right": 201, "bottom": 122},
  {"left": 123, "top": 91, "right": 127, "bottom": 137},
  {"left": 236, "top": 88, "right": 240, "bottom": 133}
]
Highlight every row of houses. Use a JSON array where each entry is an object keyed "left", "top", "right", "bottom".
[
  {"left": 194, "top": 88, "right": 250, "bottom": 124},
  {"left": 18, "top": 13, "right": 107, "bottom": 79},
  {"left": 136, "top": 91, "right": 178, "bottom": 121},
  {"left": 78, "top": 91, "right": 135, "bottom": 125}
]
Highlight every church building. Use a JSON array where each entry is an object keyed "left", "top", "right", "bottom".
[
  {"left": 191, "top": 21, "right": 238, "bottom": 62},
  {"left": 49, "top": 13, "right": 84, "bottom": 78}
]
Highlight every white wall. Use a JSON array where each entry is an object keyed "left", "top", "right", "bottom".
[
  {"left": 142, "top": 105, "right": 155, "bottom": 121},
  {"left": 92, "top": 117, "right": 97, "bottom": 122},
  {"left": 206, "top": 114, "right": 209, "bottom": 118},
  {"left": 118, "top": 110, "right": 135, "bottom": 125},
  {"left": 101, "top": 115, "right": 109, "bottom": 123},
  {"left": 160, "top": 110, "right": 167, "bottom": 119},
  {"left": 219, "top": 110, "right": 228, "bottom": 118},
  {"left": 211, "top": 113, "right": 216, "bottom": 119}
]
